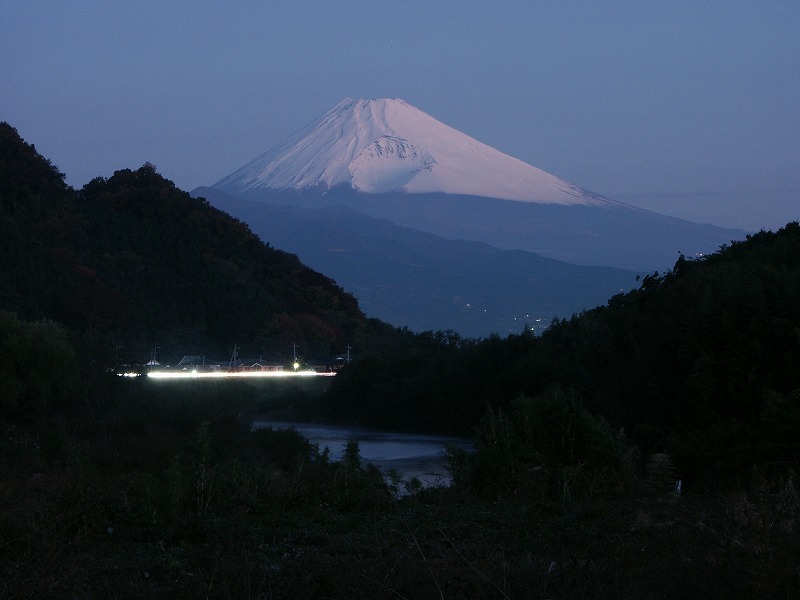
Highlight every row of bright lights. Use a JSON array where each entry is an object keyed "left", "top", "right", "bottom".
[{"left": 128, "top": 369, "right": 335, "bottom": 380}]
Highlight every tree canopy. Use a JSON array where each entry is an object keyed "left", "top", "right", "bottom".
[
  {"left": 330, "top": 223, "right": 800, "bottom": 487},
  {"left": 0, "top": 123, "right": 378, "bottom": 364}
]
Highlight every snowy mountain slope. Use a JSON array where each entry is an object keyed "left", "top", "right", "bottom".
[
  {"left": 213, "top": 97, "right": 622, "bottom": 206},
  {"left": 208, "top": 98, "right": 747, "bottom": 272}
]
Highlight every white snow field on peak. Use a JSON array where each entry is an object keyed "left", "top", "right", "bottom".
[{"left": 215, "top": 98, "right": 618, "bottom": 206}]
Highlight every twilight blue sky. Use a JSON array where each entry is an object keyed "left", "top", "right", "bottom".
[{"left": 2, "top": 1, "right": 798, "bottom": 231}]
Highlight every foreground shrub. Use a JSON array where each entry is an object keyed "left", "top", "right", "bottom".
[
  {"left": 448, "top": 386, "right": 639, "bottom": 502},
  {"left": 0, "top": 310, "right": 82, "bottom": 422}
]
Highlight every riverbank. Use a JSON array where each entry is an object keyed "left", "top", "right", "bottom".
[{"left": 254, "top": 420, "right": 473, "bottom": 487}]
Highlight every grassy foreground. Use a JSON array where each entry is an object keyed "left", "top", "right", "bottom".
[{"left": 2, "top": 379, "right": 799, "bottom": 599}]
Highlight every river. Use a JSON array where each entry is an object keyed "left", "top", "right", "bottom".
[{"left": 252, "top": 421, "right": 473, "bottom": 488}]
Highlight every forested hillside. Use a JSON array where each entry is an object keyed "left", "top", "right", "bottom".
[
  {"left": 0, "top": 122, "right": 377, "bottom": 365},
  {"left": 329, "top": 223, "right": 800, "bottom": 487}
]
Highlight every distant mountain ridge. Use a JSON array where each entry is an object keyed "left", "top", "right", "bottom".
[
  {"left": 197, "top": 186, "right": 640, "bottom": 337},
  {"left": 209, "top": 98, "right": 746, "bottom": 272}
]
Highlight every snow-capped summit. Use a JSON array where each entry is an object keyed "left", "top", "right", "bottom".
[
  {"left": 214, "top": 98, "right": 616, "bottom": 206},
  {"left": 200, "top": 97, "right": 746, "bottom": 276}
]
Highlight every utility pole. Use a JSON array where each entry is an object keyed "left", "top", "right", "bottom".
[{"left": 229, "top": 345, "right": 239, "bottom": 371}]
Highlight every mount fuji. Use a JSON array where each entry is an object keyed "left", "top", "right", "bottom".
[
  {"left": 214, "top": 97, "right": 619, "bottom": 207},
  {"left": 208, "top": 98, "right": 744, "bottom": 272},
  {"left": 195, "top": 98, "right": 746, "bottom": 335}
]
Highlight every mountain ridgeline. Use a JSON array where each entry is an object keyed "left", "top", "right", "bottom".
[
  {"left": 202, "top": 97, "right": 745, "bottom": 336},
  {"left": 0, "top": 122, "right": 374, "bottom": 365},
  {"left": 208, "top": 97, "right": 745, "bottom": 273},
  {"left": 198, "top": 186, "right": 641, "bottom": 337}
]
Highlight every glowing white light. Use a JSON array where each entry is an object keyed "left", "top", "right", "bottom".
[{"left": 147, "top": 370, "right": 332, "bottom": 380}]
